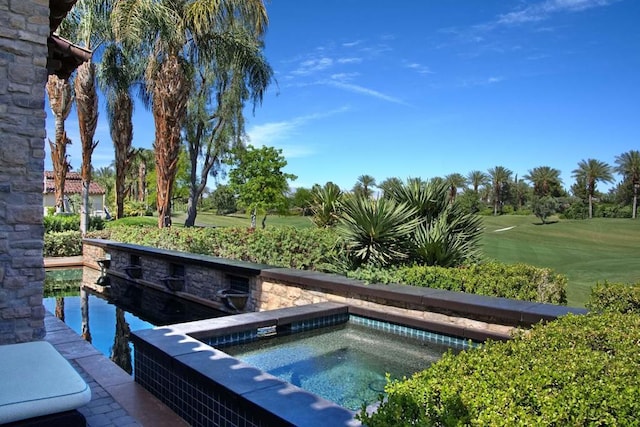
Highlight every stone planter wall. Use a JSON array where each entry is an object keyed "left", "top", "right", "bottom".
[{"left": 83, "top": 239, "right": 587, "bottom": 342}]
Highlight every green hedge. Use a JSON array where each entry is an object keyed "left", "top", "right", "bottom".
[
  {"left": 359, "top": 312, "right": 640, "bottom": 426},
  {"left": 586, "top": 281, "right": 640, "bottom": 314},
  {"left": 44, "top": 231, "right": 82, "bottom": 257},
  {"left": 91, "top": 226, "right": 337, "bottom": 270},
  {"left": 347, "top": 262, "right": 567, "bottom": 304},
  {"left": 44, "top": 214, "right": 105, "bottom": 233}
]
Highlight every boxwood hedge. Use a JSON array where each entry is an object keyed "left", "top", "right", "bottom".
[
  {"left": 358, "top": 311, "right": 640, "bottom": 426},
  {"left": 347, "top": 262, "right": 567, "bottom": 304}
]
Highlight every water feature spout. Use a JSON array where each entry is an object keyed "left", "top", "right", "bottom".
[
  {"left": 124, "top": 265, "right": 142, "bottom": 279},
  {"left": 216, "top": 289, "right": 249, "bottom": 312},
  {"left": 162, "top": 276, "right": 185, "bottom": 292}
]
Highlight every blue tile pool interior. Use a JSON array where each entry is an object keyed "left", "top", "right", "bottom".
[{"left": 213, "top": 314, "right": 478, "bottom": 411}]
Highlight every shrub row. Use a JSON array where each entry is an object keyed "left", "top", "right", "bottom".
[
  {"left": 359, "top": 311, "right": 640, "bottom": 426},
  {"left": 44, "top": 214, "right": 105, "bottom": 233},
  {"left": 90, "top": 226, "right": 337, "bottom": 270},
  {"left": 44, "top": 231, "right": 82, "bottom": 257},
  {"left": 347, "top": 262, "right": 567, "bottom": 304},
  {"left": 586, "top": 281, "right": 640, "bottom": 314}
]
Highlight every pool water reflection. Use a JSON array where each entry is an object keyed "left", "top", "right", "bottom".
[{"left": 43, "top": 269, "right": 227, "bottom": 374}]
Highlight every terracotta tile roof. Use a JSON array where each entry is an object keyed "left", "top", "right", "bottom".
[{"left": 44, "top": 171, "right": 105, "bottom": 195}]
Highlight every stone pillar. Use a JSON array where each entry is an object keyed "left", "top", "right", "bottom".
[{"left": 0, "top": 0, "right": 49, "bottom": 343}]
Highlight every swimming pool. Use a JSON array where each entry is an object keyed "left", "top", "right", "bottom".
[{"left": 221, "top": 316, "right": 470, "bottom": 411}]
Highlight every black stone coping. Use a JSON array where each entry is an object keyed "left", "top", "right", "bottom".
[
  {"left": 261, "top": 268, "right": 588, "bottom": 327},
  {"left": 83, "top": 239, "right": 271, "bottom": 276},
  {"left": 131, "top": 303, "right": 360, "bottom": 426},
  {"left": 153, "top": 301, "right": 348, "bottom": 339}
]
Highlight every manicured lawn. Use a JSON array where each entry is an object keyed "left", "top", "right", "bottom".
[
  {"left": 481, "top": 215, "right": 640, "bottom": 307},
  {"left": 107, "top": 211, "right": 639, "bottom": 308}
]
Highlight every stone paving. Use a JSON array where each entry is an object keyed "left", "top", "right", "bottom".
[
  {"left": 44, "top": 312, "right": 188, "bottom": 427},
  {"left": 70, "top": 360, "right": 141, "bottom": 427}
]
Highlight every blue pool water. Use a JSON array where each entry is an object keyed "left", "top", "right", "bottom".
[
  {"left": 224, "top": 321, "right": 461, "bottom": 411},
  {"left": 44, "top": 293, "right": 152, "bottom": 369}
]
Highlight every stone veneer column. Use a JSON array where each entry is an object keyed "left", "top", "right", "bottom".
[{"left": 0, "top": 0, "right": 49, "bottom": 343}]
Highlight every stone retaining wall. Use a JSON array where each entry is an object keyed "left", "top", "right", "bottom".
[{"left": 83, "top": 239, "right": 588, "bottom": 342}]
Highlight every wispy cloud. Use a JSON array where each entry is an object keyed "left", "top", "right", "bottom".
[
  {"left": 459, "top": 76, "right": 505, "bottom": 88},
  {"left": 498, "top": 0, "right": 619, "bottom": 25},
  {"left": 406, "top": 62, "right": 434, "bottom": 75},
  {"left": 246, "top": 107, "right": 350, "bottom": 152},
  {"left": 291, "top": 57, "right": 333, "bottom": 75},
  {"left": 324, "top": 80, "right": 408, "bottom": 105}
]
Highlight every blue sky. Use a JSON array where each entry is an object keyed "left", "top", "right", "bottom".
[{"left": 46, "top": 0, "right": 640, "bottom": 192}]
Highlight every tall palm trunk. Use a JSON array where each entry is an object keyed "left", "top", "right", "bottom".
[
  {"left": 633, "top": 184, "right": 638, "bottom": 219},
  {"left": 138, "top": 162, "right": 146, "bottom": 203},
  {"left": 152, "top": 55, "right": 189, "bottom": 228},
  {"left": 112, "top": 91, "right": 134, "bottom": 219},
  {"left": 46, "top": 75, "right": 73, "bottom": 213},
  {"left": 76, "top": 60, "right": 99, "bottom": 234}
]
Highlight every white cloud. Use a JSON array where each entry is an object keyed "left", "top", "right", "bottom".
[
  {"left": 291, "top": 57, "right": 334, "bottom": 75},
  {"left": 337, "top": 57, "right": 362, "bottom": 64},
  {"left": 406, "top": 63, "right": 434, "bottom": 75},
  {"left": 342, "top": 40, "right": 362, "bottom": 47},
  {"left": 246, "top": 107, "right": 350, "bottom": 151},
  {"left": 325, "top": 80, "right": 408, "bottom": 105},
  {"left": 498, "top": 0, "right": 618, "bottom": 25}
]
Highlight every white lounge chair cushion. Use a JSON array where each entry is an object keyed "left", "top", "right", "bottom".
[{"left": 0, "top": 341, "right": 91, "bottom": 423}]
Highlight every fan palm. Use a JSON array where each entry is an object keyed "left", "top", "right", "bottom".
[
  {"left": 614, "top": 150, "right": 640, "bottom": 219},
  {"left": 572, "top": 159, "right": 614, "bottom": 219},
  {"left": 113, "top": 0, "right": 271, "bottom": 228}
]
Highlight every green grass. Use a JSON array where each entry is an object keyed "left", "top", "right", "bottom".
[
  {"left": 107, "top": 211, "right": 639, "bottom": 308},
  {"left": 481, "top": 215, "right": 640, "bottom": 307}
]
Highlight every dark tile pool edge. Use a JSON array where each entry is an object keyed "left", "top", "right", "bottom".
[{"left": 132, "top": 324, "right": 360, "bottom": 427}]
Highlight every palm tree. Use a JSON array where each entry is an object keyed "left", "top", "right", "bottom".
[
  {"left": 98, "top": 43, "right": 139, "bottom": 219},
  {"left": 467, "top": 170, "right": 489, "bottom": 193},
  {"left": 523, "top": 166, "right": 563, "bottom": 197},
  {"left": 444, "top": 173, "right": 467, "bottom": 202},
  {"left": 572, "top": 159, "right": 614, "bottom": 219},
  {"left": 46, "top": 74, "right": 73, "bottom": 213},
  {"left": 488, "top": 166, "right": 513, "bottom": 215},
  {"left": 113, "top": 0, "right": 271, "bottom": 228},
  {"left": 63, "top": 0, "right": 110, "bottom": 233},
  {"left": 614, "top": 150, "right": 640, "bottom": 219},
  {"left": 353, "top": 174, "right": 377, "bottom": 198}
]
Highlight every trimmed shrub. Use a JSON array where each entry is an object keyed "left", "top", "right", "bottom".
[
  {"left": 347, "top": 262, "right": 567, "bottom": 304},
  {"left": 94, "top": 226, "right": 337, "bottom": 270},
  {"left": 359, "top": 312, "right": 640, "bottom": 426},
  {"left": 587, "top": 281, "right": 640, "bottom": 314},
  {"left": 44, "top": 231, "right": 82, "bottom": 257},
  {"left": 44, "top": 214, "right": 105, "bottom": 233}
]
